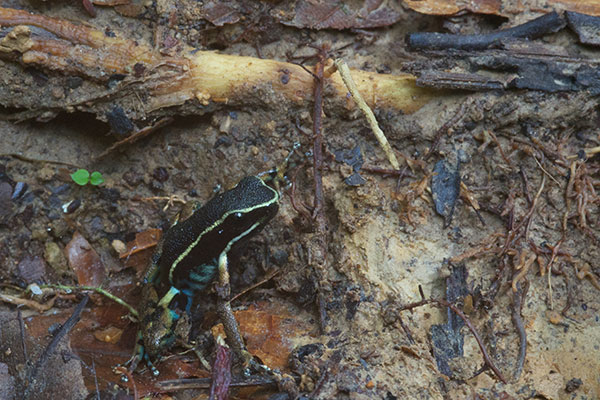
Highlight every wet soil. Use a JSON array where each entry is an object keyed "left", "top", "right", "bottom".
[{"left": 0, "top": 3, "right": 599, "bottom": 400}]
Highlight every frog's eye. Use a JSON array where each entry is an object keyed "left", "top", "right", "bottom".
[{"left": 235, "top": 212, "right": 243, "bottom": 218}]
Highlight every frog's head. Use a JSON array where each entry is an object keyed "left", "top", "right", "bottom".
[{"left": 216, "top": 176, "right": 280, "bottom": 241}]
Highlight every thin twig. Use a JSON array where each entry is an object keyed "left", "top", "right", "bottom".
[
  {"left": 17, "top": 310, "right": 27, "bottom": 362},
  {"left": 525, "top": 175, "right": 546, "bottom": 241},
  {"left": 511, "top": 282, "right": 527, "bottom": 381},
  {"left": 91, "top": 359, "right": 100, "bottom": 400},
  {"left": 361, "top": 165, "right": 415, "bottom": 178},
  {"left": 424, "top": 99, "right": 469, "bottom": 160},
  {"left": 519, "top": 166, "right": 532, "bottom": 205},
  {"left": 511, "top": 253, "right": 536, "bottom": 292},
  {"left": 550, "top": 265, "right": 573, "bottom": 317},
  {"left": 312, "top": 46, "right": 329, "bottom": 333},
  {"left": 533, "top": 156, "right": 559, "bottom": 185},
  {"left": 230, "top": 270, "right": 281, "bottom": 303},
  {"left": 434, "top": 298, "right": 507, "bottom": 384},
  {"left": 94, "top": 117, "right": 173, "bottom": 160},
  {"left": 397, "top": 314, "right": 415, "bottom": 344},
  {"left": 312, "top": 54, "right": 326, "bottom": 225},
  {"left": 36, "top": 284, "right": 139, "bottom": 318},
  {"left": 407, "top": 12, "right": 565, "bottom": 51},
  {"left": 334, "top": 59, "right": 400, "bottom": 169},
  {"left": 136, "top": 194, "right": 187, "bottom": 212},
  {"left": 545, "top": 238, "right": 564, "bottom": 310},
  {"left": 501, "top": 174, "right": 545, "bottom": 255},
  {"left": 158, "top": 375, "right": 279, "bottom": 390},
  {"left": 0, "top": 153, "right": 80, "bottom": 168},
  {"left": 488, "top": 130, "right": 513, "bottom": 167}
]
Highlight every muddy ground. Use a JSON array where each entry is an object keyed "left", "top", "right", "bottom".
[{"left": 0, "top": 2, "right": 599, "bottom": 399}]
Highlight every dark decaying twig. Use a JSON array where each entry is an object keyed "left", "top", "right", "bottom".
[
  {"left": 158, "top": 375, "right": 279, "bottom": 391},
  {"left": 17, "top": 309, "right": 28, "bottom": 361},
  {"left": 311, "top": 49, "right": 326, "bottom": 228},
  {"left": 91, "top": 359, "right": 100, "bottom": 400},
  {"left": 399, "top": 288, "right": 507, "bottom": 384},
  {"left": 519, "top": 166, "right": 533, "bottom": 205},
  {"left": 551, "top": 265, "right": 573, "bottom": 317},
  {"left": 407, "top": 12, "right": 565, "bottom": 51},
  {"left": 24, "top": 295, "right": 89, "bottom": 398},
  {"left": 361, "top": 165, "right": 414, "bottom": 179},
  {"left": 424, "top": 99, "right": 470, "bottom": 161},
  {"left": 397, "top": 314, "right": 415, "bottom": 345},
  {"left": 311, "top": 45, "right": 330, "bottom": 333},
  {"left": 501, "top": 174, "right": 545, "bottom": 255},
  {"left": 287, "top": 169, "right": 313, "bottom": 221},
  {"left": 416, "top": 71, "right": 505, "bottom": 91},
  {"left": 511, "top": 281, "right": 529, "bottom": 381},
  {"left": 209, "top": 339, "right": 232, "bottom": 400}
]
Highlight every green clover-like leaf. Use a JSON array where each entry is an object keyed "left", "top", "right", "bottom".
[
  {"left": 89, "top": 171, "right": 105, "bottom": 186},
  {"left": 71, "top": 169, "right": 90, "bottom": 186}
]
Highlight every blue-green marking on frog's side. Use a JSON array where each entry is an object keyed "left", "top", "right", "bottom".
[{"left": 127, "top": 175, "right": 279, "bottom": 374}]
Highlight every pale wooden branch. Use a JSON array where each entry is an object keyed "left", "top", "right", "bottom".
[{"left": 0, "top": 7, "right": 435, "bottom": 120}]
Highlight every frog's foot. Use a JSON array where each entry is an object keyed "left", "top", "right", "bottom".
[
  {"left": 124, "top": 354, "right": 159, "bottom": 378},
  {"left": 120, "top": 337, "right": 144, "bottom": 380},
  {"left": 236, "top": 350, "right": 273, "bottom": 377},
  {"left": 120, "top": 336, "right": 160, "bottom": 380},
  {"left": 143, "top": 354, "right": 160, "bottom": 376}
]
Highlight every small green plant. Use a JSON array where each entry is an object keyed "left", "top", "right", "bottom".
[{"left": 71, "top": 169, "right": 105, "bottom": 186}]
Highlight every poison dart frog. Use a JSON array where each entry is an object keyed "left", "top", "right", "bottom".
[{"left": 127, "top": 175, "right": 280, "bottom": 375}]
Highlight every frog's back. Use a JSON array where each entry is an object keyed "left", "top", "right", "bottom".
[{"left": 156, "top": 176, "right": 278, "bottom": 288}]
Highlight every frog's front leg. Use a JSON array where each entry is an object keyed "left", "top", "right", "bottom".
[
  {"left": 214, "top": 252, "right": 254, "bottom": 368},
  {"left": 124, "top": 282, "right": 161, "bottom": 375},
  {"left": 127, "top": 285, "right": 181, "bottom": 375}
]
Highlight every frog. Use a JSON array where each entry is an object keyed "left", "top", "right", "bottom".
[{"left": 127, "top": 175, "right": 280, "bottom": 375}]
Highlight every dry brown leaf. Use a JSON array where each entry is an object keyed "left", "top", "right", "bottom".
[
  {"left": 93, "top": 325, "right": 124, "bottom": 344},
  {"left": 212, "top": 301, "right": 317, "bottom": 369},
  {"left": 65, "top": 232, "right": 106, "bottom": 286}
]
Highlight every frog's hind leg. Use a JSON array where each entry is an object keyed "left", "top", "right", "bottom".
[
  {"left": 123, "top": 332, "right": 159, "bottom": 378},
  {"left": 123, "top": 330, "right": 144, "bottom": 373}
]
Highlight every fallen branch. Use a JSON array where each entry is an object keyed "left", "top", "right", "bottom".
[{"left": 0, "top": 7, "right": 433, "bottom": 122}]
